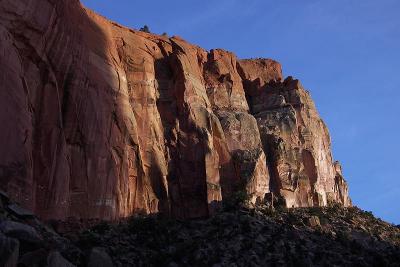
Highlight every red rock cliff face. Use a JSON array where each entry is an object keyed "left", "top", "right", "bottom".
[{"left": 0, "top": 0, "right": 350, "bottom": 220}]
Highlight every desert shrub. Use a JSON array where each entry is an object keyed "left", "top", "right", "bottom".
[
  {"left": 78, "top": 230, "right": 102, "bottom": 249},
  {"left": 139, "top": 25, "right": 150, "bottom": 33},
  {"left": 223, "top": 190, "right": 252, "bottom": 211},
  {"left": 91, "top": 220, "right": 111, "bottom": 234},
  {"left": 364, "top": 210, "right": 375, "bottom": 219}
]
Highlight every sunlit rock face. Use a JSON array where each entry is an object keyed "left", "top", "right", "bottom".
[{"left": 0, "top": 0, "right": 350, "bottom": 220}]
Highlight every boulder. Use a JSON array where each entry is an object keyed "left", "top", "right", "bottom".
[
  {"left": 309, "top": 216, "right": 321, "bottom": 228},
  {"left": 87, "top": 247, "right": 114, "bottom": 267},
  {"left": 0, "top": 190, "right": 8, "bottom": 214},
  {"left": 7, "top": 204, "right": 34, "bottom": 218},
  {"left": 0, "top": 190, "right": 9, "bottom": 202},
  {"left": 0, "top": 221, "right": 42, "bottom": 244},
  {"left": 0, "top": 233, "right": 19, "bottom": 267},
  {"left": 18, "top": 249, "right": 48, "bottom": 267},
  {"left": 47, "top": 251, "right": 76, "bottom": 267}
]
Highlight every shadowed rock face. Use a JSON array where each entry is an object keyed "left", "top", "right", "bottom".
[{"left": 0, "top": 0, "right": 350, "bottom": 220}]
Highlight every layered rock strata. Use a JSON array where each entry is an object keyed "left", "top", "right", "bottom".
[{"left": 0, "top": 0, "right": 350, "bottom": 220}]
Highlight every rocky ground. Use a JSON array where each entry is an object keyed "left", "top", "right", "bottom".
[
  {"left": 73, "top": 206, "right": 400, "bottom": 266},
  {"left": 1, "top": 190, "right": 400, "bottom": 266}
]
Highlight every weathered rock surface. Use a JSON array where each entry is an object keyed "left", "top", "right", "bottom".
[{"left": 0, "top": 0, "right": 350, "bottom": 220}]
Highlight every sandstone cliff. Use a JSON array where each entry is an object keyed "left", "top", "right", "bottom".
[{"left": 0, "top": 0, "right": 350, "bottom": 220}]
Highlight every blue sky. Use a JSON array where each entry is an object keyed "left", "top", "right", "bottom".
[{"left": 81, "top": 0, "right": 400, "bottom": 224}]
